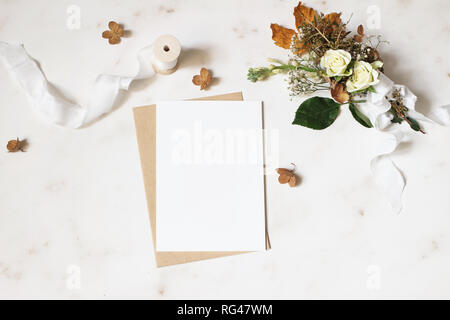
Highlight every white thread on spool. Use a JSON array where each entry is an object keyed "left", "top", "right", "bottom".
[{"left": 151, "top": 35, "right": 181, "bottom": 75}]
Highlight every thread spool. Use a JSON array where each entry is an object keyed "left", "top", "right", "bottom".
[{"left": 152, "top": 35, "right": 181, "bottom": 75}]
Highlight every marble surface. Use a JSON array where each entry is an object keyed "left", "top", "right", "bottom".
[{"left": 1, "top": 0, "right": 450, "bottom": 299}]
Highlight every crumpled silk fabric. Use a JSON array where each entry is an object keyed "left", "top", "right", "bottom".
[{"left": 0, "top": 41, "right": 155, "bottom": 128}]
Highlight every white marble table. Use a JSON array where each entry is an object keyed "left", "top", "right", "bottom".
[{"left": 1, "top": 0, "right": 449, "bottom": 299}]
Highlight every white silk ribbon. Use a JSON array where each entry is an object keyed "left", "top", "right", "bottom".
[
  {"left": 0, "top": 41, "right": 156, "bottom": 128},
  {"left": 358, "top": 73, "right": 450, "bottom": 213}
]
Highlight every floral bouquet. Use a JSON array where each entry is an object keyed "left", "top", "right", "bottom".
[
  {"left": 248, "top": 2, "right": 450, "bottom": 212},
  {"left": 248, "top": 1, "right": 423, "bottom": 133}
]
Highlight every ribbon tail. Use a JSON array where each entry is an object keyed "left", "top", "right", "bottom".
[
  {"left": 370, "top": 129, "right": 405, "bottom": 214},
  {"left": 0, "top": 42, "right": 156, "bottom": 128},
  {"left": 425, "top": 104, "right": 450, "bottom": 126},
  {"left": 0, "top": 41, "right": 86, "bottom": 128}
]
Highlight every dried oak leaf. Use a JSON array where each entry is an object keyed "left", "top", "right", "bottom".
[
  {"left": 276, "top": 168, "right": 297, "bottom": 188},
  {"left": 323, "top": 12, "right": 342, "bottom": 34},
  {"left": 293, "top": 2, "right": 319, "bottom": 29},
  {"left": 270, "top": 23, "right": 296, "bottom": 49},
  {"left": 6, "top": 137, "right": 25, "bottom": 152},
  {"left": 290, "top": 2, "right": 341, "bottom": 55},
  {"left": 353, "top": 24, "right": 365, "bottom": 43},
  {"left": 270, "top": 2, "right": 344, "bottom": 55},
  {"left": 323, "top": 12, "right": 342, "bottom": 26},
  {"left": 102, "top": 21, "right": 124, "bottom": 45},
  {"left": 293, "top": 44, "right": 310, "bottom": 56},
  {"left": 331, "top": 82, "right": 350, "bottom": 104},
  {"left": 271, "top": 3, "right": 312, "bottom": 53},
  {"left": 192, "top": 68, "right": 212, "bottom": 90}
]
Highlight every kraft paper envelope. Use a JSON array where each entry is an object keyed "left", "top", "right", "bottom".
[{"left": 133, "top": 92, "right": 270, "bottom": 267}]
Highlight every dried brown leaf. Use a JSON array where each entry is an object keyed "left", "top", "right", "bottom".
[
  {"left": 322, "top": 12, "right": 342, "bottom": 35},
  {"left": 292, "top": 39, "right": 311, "bottom": 56},
  {"left": 192, "top": 67, "right": 212, "bottom": 90},
  {"left": 294, "top": 2, "right": 319, "bottom": 29},
  {"left": 270, "top": 23, "right": 296, "bottom": 49},
  {"left": 324, "top": 12, "right": 342, "bottom": 26}
]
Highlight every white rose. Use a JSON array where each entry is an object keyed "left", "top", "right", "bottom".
[
  {"left": 320, "top": 49, "right": 352, "bottom": 77},
  {"left": 346, "top": 61, "right": 380, "bottom": 92}
]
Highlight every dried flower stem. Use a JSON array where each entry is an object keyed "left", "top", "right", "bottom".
[
  {"left": 301, "top": 12, "right": 332, "bottom": 46},
  {"left": 391, "top": 102, "right": 426, "bottom": 134},
  {"left": 275, "top": 64, "right": 320, "bottom": 73}
]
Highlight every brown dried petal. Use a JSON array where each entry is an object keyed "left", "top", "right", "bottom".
[
  {"left": 288, "top": 175, "right": 296, "bottom": 187},
  {"left": 108, "top": 36, "right": 121, "bottom": 45},
  {"left": 277, "top": 166, "right": 297, "bottom": 187},
  {"left": 108, "top": 21, "right": 120, "bottom": 32},
  {"left": 276, "top": 168, "right": 293, "bottom": 175},
  {"left": 200, "top": 67, "right": 211, "bottom": 80},
  {"left": 357, "top": 24, "right": 364, "bottom": 35},
  {"left": 7, "top": 138, "right": 22, "bottom": 152},
  {"left": 278, "top": 173, "right": 293, "bottom": 184},
  {"left": 192, "top": 68, "right": 212, "bottom": 90},
  {"left": 192, "top": 75, "right": 202, "bottom": 86},
  {"left": 115, "top": 25, "right": 124, "bottom": 37},
  {"left": 103, "top": 21, "right": 123, "bottom": 45},
  {"left": 102, "top": 30, "right": 113, "bottom": 39}
]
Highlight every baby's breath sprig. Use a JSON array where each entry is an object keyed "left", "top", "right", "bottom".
[{"left": 287, "top": 69, "right": 330, "bottom": 97}]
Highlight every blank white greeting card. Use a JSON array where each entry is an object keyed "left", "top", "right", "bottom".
[{"left": 156, "top": 101, "right": 266, "bottom": 252}]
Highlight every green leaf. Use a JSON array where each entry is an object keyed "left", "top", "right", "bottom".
[
  {"left": 349, "top": 103, "right": 373, "bottom": 128},
  {"left": 391, "top": 116, "right": 403, "bottom": 124},
  {"left": 367, "top": 86, "right": 376, "bottom": 93},
  {"left": 406, "top": 117, "right": 421, "bottom": 132},
  {"left": 334, "top": 76, "right": 342, "bottom": 82},
  {"left": 292, "top": 97, "right": 340, "bottom": 130},
  {"left": 389, "top": 107, "right": 403, "bottom": 124}
]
